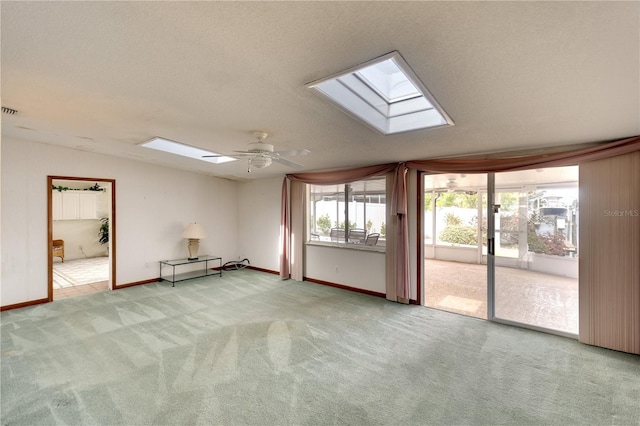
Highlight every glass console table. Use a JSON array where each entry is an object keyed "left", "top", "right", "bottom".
[{"left": 159, "top": 255, "right": 222, "bottom": 287}]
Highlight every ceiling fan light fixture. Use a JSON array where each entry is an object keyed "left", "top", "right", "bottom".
[
  {"left": 249, "top": 156, "right": 272, "bottom": 169},
  {"left": 247, "top": 142, "right": 274, "bottom": 153},
  {"left": 206, "top": 130, "right": 309, "bottom": 173}
]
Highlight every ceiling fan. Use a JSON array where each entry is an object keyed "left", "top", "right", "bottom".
[
  {"left": 203, "top": 131, "right": 310, "bottom": 173},
  {"left": 433, "top": 177, "right": 476, "bottom": 194}
]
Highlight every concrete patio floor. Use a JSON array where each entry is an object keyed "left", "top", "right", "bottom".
[{"left": 424, "top": 258, "right": 578, "bottom": 335}]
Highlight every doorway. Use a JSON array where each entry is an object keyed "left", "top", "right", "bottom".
[
  {"left": 48, "top": 176, "right": 116, "bottom": 301},
  {"left": 421, "top": 166, "right": 579, "bottom": 336}
]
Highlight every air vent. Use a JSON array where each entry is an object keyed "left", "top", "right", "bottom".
[{"left": 2, "top": 106, "right": 18, "bottom": 115}]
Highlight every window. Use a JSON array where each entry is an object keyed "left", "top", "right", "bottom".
[{"left": 308, "top": 177, "right": 386, "bottom": 247}]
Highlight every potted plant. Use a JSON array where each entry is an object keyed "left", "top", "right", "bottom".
[{"left": 98, "top": 217, "right": 109, "bottom": 246}]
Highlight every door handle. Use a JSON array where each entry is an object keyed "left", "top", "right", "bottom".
[{"left": 488, "top": 238, "right": 495, "bottom": 256}]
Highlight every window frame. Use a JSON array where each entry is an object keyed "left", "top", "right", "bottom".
[{"left": 307, "top": 176, "right": 387, "bottom": 251}]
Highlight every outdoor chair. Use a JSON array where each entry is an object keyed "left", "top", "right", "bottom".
[
  {"left": 348, "top": 228, "right": 367, "bottom": 244},
  {"left": 365, "top": 233, "right": 380, "bottom": 246},
  {"left": 329, "top": 228, "right": 345, "bottom": 242}
]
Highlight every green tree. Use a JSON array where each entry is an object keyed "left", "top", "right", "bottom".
[
  {"left": 380, "top": 222, "right": 386, "bottom": 236},
  {"left": 444, "top": 212, "right": 462, "bottom": 226},
  {"left": 366, "top": 219, "right": 373, "bottom": 232},
  {"left": 336, "top": 220, "right": 357, "bottom": 230},
  {"left": 437, "top": 192, "right": 478, "bottom": 209},
  {"left": 496, "top": 192, "right": 519, "bottom": 211},
  {"left": 316, "top": 214, "right": 331, "bottom": 235},
  {"left": 424, "top": 193, "right": 434, "bottom": 211}
]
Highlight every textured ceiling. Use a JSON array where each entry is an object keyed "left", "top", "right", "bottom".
[{"left": 2, "top": 1, "right": 639, "bottom": 180}]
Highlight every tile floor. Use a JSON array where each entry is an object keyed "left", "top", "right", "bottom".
[
  {"left": 53, "top": 257, "right": 109, "bottom": 299},
  {"left": 54, "top": 281, "right": 109, "bottom": 299},
  {"left": 424, "top": 258, "right": 579, "bottom": 334}
]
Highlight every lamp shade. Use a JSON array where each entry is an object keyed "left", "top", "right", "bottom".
[{"left": 181, "top": 223, "right": 207, "bottom": 239}]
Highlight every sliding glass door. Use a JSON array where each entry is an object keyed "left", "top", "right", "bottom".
[
  {"left": 423, "top": 166, "right": 579, "bottom": 336},
  {"left": 490, "top": 167, "right": 579, "bottom": 335}
]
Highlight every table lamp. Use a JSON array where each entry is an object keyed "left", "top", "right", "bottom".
[{"left": 182, "top": 223, "right": 207, "bottom": 260}]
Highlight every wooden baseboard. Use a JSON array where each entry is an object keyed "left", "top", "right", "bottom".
[
  {"left": 113, "top": 278, "right": 159, "bottom": 290},
  {"left": 1, "top": 297, "right": 49, "bottom": 312},
  {"left": 2, "top": 274, "right": 415, "bottom": 311},
  {"left": 304, "top": 277, "right": 386, "bottom": 299},
  {"left": 245, "top": 269, "right": 417, "bottom": 304},
  {"left": 247, "top": 265, "right": 280, "bottom": 275}
]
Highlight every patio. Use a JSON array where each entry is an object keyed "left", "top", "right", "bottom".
[{"left": 424, "top": 258, "right": 579, "bottom": 334}]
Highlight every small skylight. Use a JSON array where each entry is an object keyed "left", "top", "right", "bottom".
[
  {"left": 140, "top": 137, "right": 236, "bottom": 164},
  {"left": 307, "top": 51, "right": 453, "bottom": 135}
]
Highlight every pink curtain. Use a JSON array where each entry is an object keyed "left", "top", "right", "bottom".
[
  {"left": 407, "top": 136, "right": 640, "bottom": 173},
  {"left": 390, "top": 166, "right": 410, "bottom": 302},
  {"left": 385, "top": 164, "right": 411, "bottom": 303},
  {"left": 279, "top": 178, "right": 290, "bottom": 279},
  {"left": 287, "top": 163, "right": 398, "bottom": 184}
]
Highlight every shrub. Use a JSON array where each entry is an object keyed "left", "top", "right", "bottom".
[
  {"left": 528, "top": 231, "right": 566, "bottom": 256},
  {"left": 444, "top": 213, "right": 462, "bottom": 226},
  {"left": 439, "top": 225, "right": 477, "bottom": 245},
  {"left": 527, "top": 218, "right": 566, "bottom": 256}
]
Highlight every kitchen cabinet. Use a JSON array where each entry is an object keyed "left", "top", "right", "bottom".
[{"left": 52, "top": 191, "right": 98, "bottom": 220}]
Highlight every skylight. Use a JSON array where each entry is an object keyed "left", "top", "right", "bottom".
[
  {"left": 140, "top": 137, "right": 236, "bottom": 164},
  {"left": 307, "top": 51, "right": 453, "bottom": 135}
]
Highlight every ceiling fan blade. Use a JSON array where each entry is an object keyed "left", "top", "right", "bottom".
[
  {"left": 274, "top": 148, "right": 311, "bottom": 157},
  {"left": 232, "top": 150, "right": 260, "bottom": 154},
  {"left": 273, "top": 157, "right": 304, "bottom": 169}
]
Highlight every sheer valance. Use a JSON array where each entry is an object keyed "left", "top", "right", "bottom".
[
  {"left": 407, "top": 136, "right": 640, "bottom": 174},
  {"left": 286, "top": 163, "right": 397, "bottom": 185}
]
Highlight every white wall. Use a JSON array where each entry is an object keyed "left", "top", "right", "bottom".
[
  {"left": 53, "top": 219, "right": 106, "bottom": 260},
  {"left": 305, "top": 245, "right": 386, "bottom": 293},
  {"left": 1, "top": 137, "right": 239, "bottom": 306},
  {"left": 237, "top": 177, "right": 283, "bottom": 271}
]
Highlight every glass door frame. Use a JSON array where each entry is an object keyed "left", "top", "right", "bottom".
[
  {"left": 487, "top": 173, "right": 496, "bottom": 320},
  {"left": 487, "top": 172, "right": 578, "bottom": 339}
]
